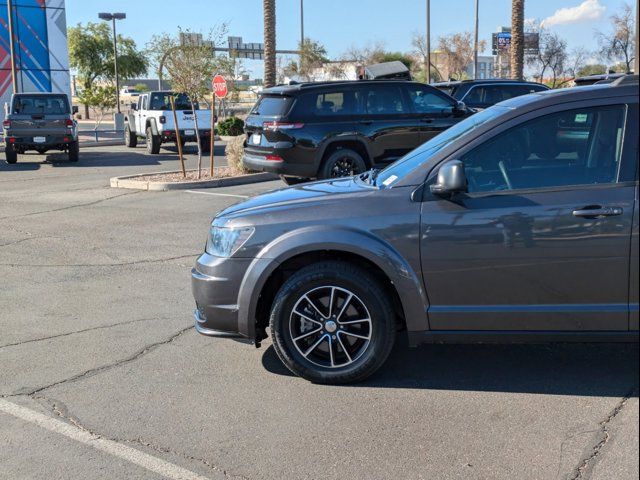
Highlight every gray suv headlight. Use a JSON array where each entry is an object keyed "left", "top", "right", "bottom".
[{"left": 205, "top": 226, "right": 254, "bottom": 257}]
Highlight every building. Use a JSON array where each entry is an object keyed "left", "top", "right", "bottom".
[{"left": 1, "top": 0, "right": 70, "bottom": 120}]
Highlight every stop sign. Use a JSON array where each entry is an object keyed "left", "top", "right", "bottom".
[{"left": 212, "top": 74, "right": 228, "bottom": 99}]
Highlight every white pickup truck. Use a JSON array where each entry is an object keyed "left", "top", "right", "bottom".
[{"left": 123, "top": 91, "right": 212, "bottom": 154}]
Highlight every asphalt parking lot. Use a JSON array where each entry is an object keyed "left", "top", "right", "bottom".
[{"left": 0, "top": 144, "right": 638, "bottom": 480}]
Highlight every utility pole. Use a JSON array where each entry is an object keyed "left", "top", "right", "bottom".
[
  {"left": 300, "top": 0, "right": 304, "bottom": 47},
  {"left": 473, "top": 0, "right": 479, "bottom": 79},
  {"left": 6, "top": 0, "right": 18, "bottom": 93},
  {"left": 426, "top": 0, "right": 431, "bottom": 83}
]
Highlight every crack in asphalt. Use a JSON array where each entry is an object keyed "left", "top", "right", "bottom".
[
  {"left": 4, "top": 325, "right": 193, "bottom": 397},
  {"left": 0, "top": 190, "right": 140, "bottom": 221},
  {"left": 569, "top": 389, "right": 638, "bottom": 480},
  {"left": 0, "top": 253, "right": 198, "bottom": 268},
  {"left": 0, "top": 235, "right": 59, "bottom": 247},
  {"left": 34, "top": 395, "right": 250, "bottom": 480},
  {"left": 0, "top": 316, "right": 169, "bottom": 349}
]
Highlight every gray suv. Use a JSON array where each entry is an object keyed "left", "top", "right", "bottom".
[
  {"left": 192, "top": 77, "right": 639, "bottom": 384},
  {"left": 3, "top": 93, "right": 79, "bottom": 164}
]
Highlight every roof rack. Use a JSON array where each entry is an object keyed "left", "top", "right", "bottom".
[{"left": 611, "top": 74, "right": 638, "bottom": 86}]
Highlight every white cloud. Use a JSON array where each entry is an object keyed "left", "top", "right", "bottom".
[{"left": 541, "top": 0, "right": 606, "bottom": 28}]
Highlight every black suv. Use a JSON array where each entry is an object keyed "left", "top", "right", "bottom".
[
  {"left": 433, "top": 79, "right": 548, "bottom": 110},
  {"left": 242, "top": 80, "right": 471, "bottom": 183}
]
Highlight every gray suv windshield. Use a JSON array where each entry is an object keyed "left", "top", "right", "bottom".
[
  {"left": 376, "top": 106, "right": 508, "bottom": 187},
  {"left": 12, "top": 95, "right": 69, "bottom": 115}
]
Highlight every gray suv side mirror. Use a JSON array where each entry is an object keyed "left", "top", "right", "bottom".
[
  {"left": 430, "top": 160, "right": 468, "bottom": 196},
  {"left": 72, "top": 105, "right": 79, "bottom": 115}
]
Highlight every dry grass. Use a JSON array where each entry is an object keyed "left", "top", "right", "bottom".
[{"left": 225, "top": 135, "right": 252, "bottom": 175}]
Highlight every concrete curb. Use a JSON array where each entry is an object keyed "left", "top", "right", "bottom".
[{"left": 110, "top": 170, "right": 278, "bottom": 191}]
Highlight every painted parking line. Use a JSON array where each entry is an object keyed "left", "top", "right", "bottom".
[
  {"left": 184, "top": 190, "right": 249, "bottom": 199},
  {"left": 0, "top": 398, "right": 211, "bottom": 480}
]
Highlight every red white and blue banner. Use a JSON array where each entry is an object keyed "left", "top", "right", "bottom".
[{"left": 1, "top": 0, "right": 70, "bottom": 115}]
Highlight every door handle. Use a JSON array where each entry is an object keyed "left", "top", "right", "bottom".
[
  {"left": 420, "top": 118, "right": 434, "bottom": 123},
  {"left": 572, "top": 206, "right": 623, "bottom": 218},
  {"left": 358, "top": 120, "right": 373, "bottom": 125}
]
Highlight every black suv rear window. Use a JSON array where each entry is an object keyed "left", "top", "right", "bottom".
[
  {"left": 251, "top": 95, "right": 293, "bottom": 116},
  {"left": 12, "top": 95, "right": 69, "bottom": 115}
]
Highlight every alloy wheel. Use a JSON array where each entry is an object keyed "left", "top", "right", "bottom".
[
  {"left": 289, "top": 286, "right": 372, "bottom": 368},
  {"left": 330, "top": 157, "right": 360, "bottom": 177}
]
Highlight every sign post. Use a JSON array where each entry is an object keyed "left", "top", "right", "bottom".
[{"left": 210, "top": 74, "right": 228, "bottom": 177}]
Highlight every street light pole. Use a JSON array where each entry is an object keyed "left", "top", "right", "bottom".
[
  {"left": 426, "top": 0, "right": 431, "bottom": 83},
  {"left": 98, "top": 12, "right": 126, "bottom": 127},
  {"left": 111, "top": 17, "right": 120, "bottom": 113},
  {"left": 300, "top": 0, "right": 304, "bottom": 47},
  {"left": 473, "top": 0, "right": 479, "bottom": 79},
  {"left": 6, "top": 0, "right": 18, "bottom": 93}
]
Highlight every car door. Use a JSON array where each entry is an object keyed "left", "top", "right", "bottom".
[
  {"left": 420, "top": 101, "right": 636, "bottom": 331},
  {"left": 358, "top": 83, "right": 420, "bottom": 165},
  {"left": 403, "top": 84, "right": 462, "bottom": 143},
  {"left": 136, "top": 95, "right": 147, "bottom": 133}
]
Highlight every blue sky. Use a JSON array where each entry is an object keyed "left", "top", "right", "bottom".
[{"left": 66, "top": 0, "right": 634, "bottom": 78}]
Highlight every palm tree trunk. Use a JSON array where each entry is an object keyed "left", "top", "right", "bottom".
[
  {"left": 510, "top": 0, "right": 525, "bottom": 80},
  {"left": 263, "top": 0, "right": 276, "bottom": 88}
]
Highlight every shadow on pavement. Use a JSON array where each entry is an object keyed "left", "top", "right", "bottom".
[
  {"left": 261, "top": 337, "right": 639, "bottom": 397},
  {"left": 44, "top": 150, "right": 176, "bottom": 168},
  {"left": 0, "top": 160, "right": 41, "bottom": 171}
]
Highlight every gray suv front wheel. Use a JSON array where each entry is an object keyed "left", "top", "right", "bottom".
[{"left": 270, "top": 261, "right": 396, "bottom": 384}]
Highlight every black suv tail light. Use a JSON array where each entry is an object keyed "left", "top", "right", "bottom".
[
  {"left": 262, "top": 121, "right": 304, "bottom": 131},
  {"left": 2, "top": 120, "right": 10, "bottom": 128}
]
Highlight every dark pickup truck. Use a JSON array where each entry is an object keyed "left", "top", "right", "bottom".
[{"left": 2, "top": 92, "right": 79, "bottom": 164}]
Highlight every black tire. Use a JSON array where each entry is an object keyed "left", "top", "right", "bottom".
[
  {"left": 124, "top": 124, "right": 137, "bottom": 148},
  {"left": 270, "top": 261, "right": 396, "bottom": 384},
  {"left": 200, "top": 137, "right": 211, "bottom": 153},
  {"left": 319, "top": 148, "right": 367, "bottom": 179},
  {"left": 280, "top": 175, "right": 310, "bottom": 186},
  {"left": 5, "top": 144, "right": 18, "bottom": 164},
  {"left": 146, "top": 127, "right": 161, "bottom": 154},
  {"left": 68, "top": 141, "right": 79, "bottom": 162}
]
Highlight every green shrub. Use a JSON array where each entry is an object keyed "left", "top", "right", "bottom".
[{"left": 217, "top": 116, "right": 244, "bottom": 136}]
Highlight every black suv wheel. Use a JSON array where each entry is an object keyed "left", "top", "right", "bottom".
[
  {"left": 270, "top": 261, "right": 396, "bottom": 384},
  {"left": 5, "top": 144, "right": 18, "bottom": 164},
  {"left": 320, "top": 149, "right": 366, "bottom": 179}
]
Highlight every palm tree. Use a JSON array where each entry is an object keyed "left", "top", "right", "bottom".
[
  {"left": 263, "top": 0, "right": 276, "bottom": 87},
  {"left": 510, "top": 0, "right": 525, "bottom": 79}
]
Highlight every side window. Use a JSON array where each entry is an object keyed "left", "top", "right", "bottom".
[
  {"left": 364, "top": 85, "right": 405, "bottom": 115},
  {"left": 405, "top": 85, "right": 453, "bottom": 114},
  {"left": 463, "top": 86, "right": 492, "bottom": 107},
  {"left": 141, "top": 95, "right": 148, "bottom": 110},
  {"left": 461, "top": 105, "right": 626, "bottom": 193},
  {"left": 294, "top": 90, "right": 360, "bottom": 117}
]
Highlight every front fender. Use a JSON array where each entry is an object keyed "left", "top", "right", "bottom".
[{"left": 236, "top": 226, "right": 429, "bottom": 338}]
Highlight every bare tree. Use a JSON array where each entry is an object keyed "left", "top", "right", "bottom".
[
  {"left": 342, "top": 41, "right": 387, "bottom": 65},
  {"left": 527, "top": 28, "right": 568, "bottom": 87},
  {"left": 263, "top": 0, "right": 276, "bottom": 87},
  {"left": 435, "top": 32, "right": 486, "bottom": 80},
  {"left": 164, "top": 29, "right": 220, "bottom": 178},
  {"left": 510, "top": 0, "right": 525, "bottom": 79},
  {"left": 598, "top": 3, "right": 636, "bottom": 73},
  {"left": 411, "top": 32, "right": 442, "bottom": 81}
]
